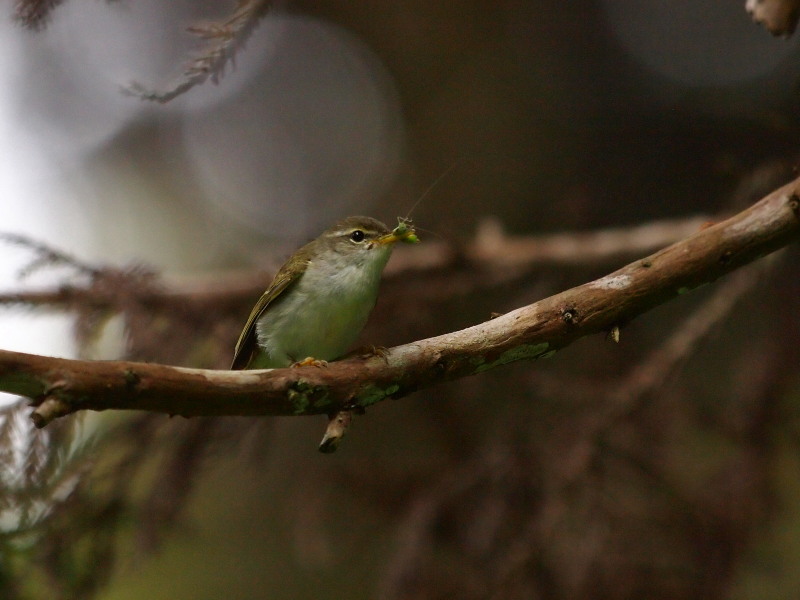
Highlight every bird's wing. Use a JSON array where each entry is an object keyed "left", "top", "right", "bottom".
[{"left": 230, "top": 255, "right": 308, "bottom": 370}]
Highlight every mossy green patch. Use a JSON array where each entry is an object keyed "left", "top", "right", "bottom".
[
  {"left": 358, "top": 383, "right": 400, "bottom": 408},
  {"left": 287, "top": 388, "right": 310, "bottom": 415},
  {"left": 288, "top": 380, "right": 330, "bottom": 414}
]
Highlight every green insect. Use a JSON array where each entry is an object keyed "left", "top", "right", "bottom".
[{"left": 392, "top": 218, "right": 420, "bottom": 244}]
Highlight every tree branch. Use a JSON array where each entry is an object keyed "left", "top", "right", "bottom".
[{"left": 0, "top": 177, "right": 798, "bottom": 428}]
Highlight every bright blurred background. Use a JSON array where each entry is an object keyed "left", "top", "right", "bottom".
[{"left": 1, "top": 1, "right": 800, "bottom": 599}]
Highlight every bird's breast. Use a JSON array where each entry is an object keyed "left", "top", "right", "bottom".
[{"left": 255, "top": 261, "right": 383, "bottom": 365}]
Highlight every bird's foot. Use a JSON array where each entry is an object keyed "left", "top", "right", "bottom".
[
  {"left": 345, "top": 345, "right": 390, "bottom": 363},
  {"left": 291, "top": 357, "right": 328, "bottom": 368}
]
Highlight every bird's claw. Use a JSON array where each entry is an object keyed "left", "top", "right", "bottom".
[{"left": 291, "top": 357, "right": 328, "bottom": 368}]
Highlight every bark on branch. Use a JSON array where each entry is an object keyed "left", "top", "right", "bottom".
[{"left": 1, "top": 177, "right": 798, "bottom": 428}]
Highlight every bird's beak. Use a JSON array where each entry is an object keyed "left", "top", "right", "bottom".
[{"left": 376, "top": 232, "right": 401, "bottom": 246}]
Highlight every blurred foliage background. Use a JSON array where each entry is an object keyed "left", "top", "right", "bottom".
[{"left": 1, "top": 1, "right": 800, "bottom": 598}]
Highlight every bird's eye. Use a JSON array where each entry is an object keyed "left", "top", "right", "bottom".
[{"left": 349, "top": 230, "right": 366, "bottom": 243}]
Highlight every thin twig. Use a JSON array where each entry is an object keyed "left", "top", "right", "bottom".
[
  {"left": 124, "top": 0, "right": 273, "bottom": 103},
  {"left": 13, "top": 0, "right": 65, "bottom": 30},
  {"left": 0, "top": 216, "right": 710, "bottom": 311},
  {"left": 0, "top": 233, "right": 100, "bottom": 279}
]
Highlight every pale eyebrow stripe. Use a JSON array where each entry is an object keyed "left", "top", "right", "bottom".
[
  {"left": 328, "top": 228, "right": 354, "bottom": 237},
  {"left": 328, "top": 227, "right": 377, "bottom": 238}
]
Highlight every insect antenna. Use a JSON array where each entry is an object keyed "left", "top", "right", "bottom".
[{"left": 400, "top": 159, "right": 463, "bottom": 224}]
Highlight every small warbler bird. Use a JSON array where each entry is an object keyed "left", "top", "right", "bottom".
[{"left": 231, "top": 216, "right": 418, "bottom": 370}]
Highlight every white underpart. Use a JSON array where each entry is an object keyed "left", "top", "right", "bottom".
[{"left": 255, "top": 244, "right": 394, "bottom": 367}]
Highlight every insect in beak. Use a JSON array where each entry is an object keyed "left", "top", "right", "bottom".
[{"left": 378, "top": 219, "right": 420, "bottom": 245}]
